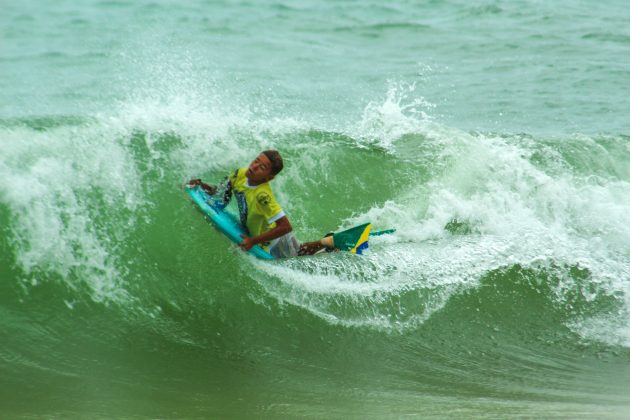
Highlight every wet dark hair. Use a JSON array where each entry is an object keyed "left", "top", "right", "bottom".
[{"left": 262, "top": 149, "right": 284, "bottom": 176}]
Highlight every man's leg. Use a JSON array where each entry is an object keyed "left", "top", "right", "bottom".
[{"left": 297, "top": 236, "right": 335, "bottom": 256}]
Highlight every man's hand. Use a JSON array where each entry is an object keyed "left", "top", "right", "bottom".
[
  {"left": 239, "top": 235, "right": 255, "bottom": 251},
  {"left": 238, "top": 217, "right": 292, "bottom": 253},
  {"left": 187, "top": 179, "right": 217, "bottom": 195}
]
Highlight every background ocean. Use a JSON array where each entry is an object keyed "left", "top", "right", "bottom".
[{"left": 1, "top": 0, "right": 629, "bottom": 418}]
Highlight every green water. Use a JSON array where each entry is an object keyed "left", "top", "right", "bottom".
[{"left": 2, "top": 0, "right": 630, "bottom": 418}]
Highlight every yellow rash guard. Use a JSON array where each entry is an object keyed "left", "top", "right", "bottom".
[{"left": 229, "top": 168, "right": 286, "bottom": 245}]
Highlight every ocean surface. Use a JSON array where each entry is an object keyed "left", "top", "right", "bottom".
[{"left": 2, "top": 0, "right": 630, "bottom": 418}]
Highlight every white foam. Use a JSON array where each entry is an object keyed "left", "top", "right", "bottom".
[
  {"left": 242, "top": 88, "right": 630, "bottom": 341},
  {"left": 347, "top": 80, "right": 436, "bottom": 150},
  {"left": 412, "top": 131, "right": 630, "bottom": 341},
  {"left": 0, "top": 124, "right": 139, "bottom": 303}
]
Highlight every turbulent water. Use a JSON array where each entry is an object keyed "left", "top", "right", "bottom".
[{"left": 2, "top": 0, "right": 630, "bottom": 418}]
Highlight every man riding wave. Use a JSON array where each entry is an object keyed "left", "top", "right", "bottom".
[{"left": 188, "top": 150, "right": 334, "bottom": 258}]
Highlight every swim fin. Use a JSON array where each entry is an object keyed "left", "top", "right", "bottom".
[{"left": 332, "top": 223, "right": 372, "bottom": 255}]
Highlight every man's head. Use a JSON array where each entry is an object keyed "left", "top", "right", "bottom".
[{"left": 246, "top": 150, "right": 284, "bottom": 185}]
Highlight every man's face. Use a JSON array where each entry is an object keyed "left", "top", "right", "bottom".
[{"left": 246, "top": 153, "right": 274, "bottom": 184}]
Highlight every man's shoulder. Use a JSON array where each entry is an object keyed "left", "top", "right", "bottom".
[
  {"left": 255, "top": 183, "right": 280, "bottom": 208},
  {"left": 230, "top": 167, "right": 247, "bottom": 184}
]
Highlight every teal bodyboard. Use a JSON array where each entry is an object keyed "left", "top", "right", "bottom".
[{"left": 185, "top": 185, "right": 274, "bottom": 260}]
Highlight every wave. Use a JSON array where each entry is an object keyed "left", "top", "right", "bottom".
[{"left": 1, "top": 85, "right": 629, "bottom": 354}]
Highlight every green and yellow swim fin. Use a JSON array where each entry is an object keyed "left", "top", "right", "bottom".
[{"left": 332, "top": 223, "right": 372, "bottom": 255}]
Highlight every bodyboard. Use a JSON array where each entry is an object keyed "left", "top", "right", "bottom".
[{"left": 185, "top": 185, "right": 274, "bottom": 260}]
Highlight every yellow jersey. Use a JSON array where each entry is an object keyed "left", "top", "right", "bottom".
[{"left": 229, "top": 168, "right": 285, "bottom": 240}]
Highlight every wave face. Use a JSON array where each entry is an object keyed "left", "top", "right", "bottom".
[{"left": 2, "top": 0, "right": 630, "bottom": 417}]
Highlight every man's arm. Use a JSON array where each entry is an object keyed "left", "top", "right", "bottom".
[{"left": 239, "top": 216, "right": 292, "bottom": 251}]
